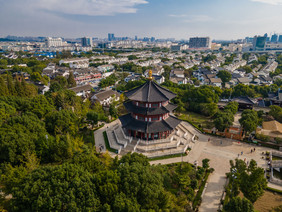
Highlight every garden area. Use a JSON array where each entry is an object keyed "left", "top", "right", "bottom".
[{"left": 178, "top": 111, "right": 214, "bottom": 130}]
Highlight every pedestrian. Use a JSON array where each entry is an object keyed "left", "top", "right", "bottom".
[
  {"left": 208, "top": 137, "right": 210, "bottom": 142},
  {"left": 241, "top": 151, "right": 243, "bottom": 155},
  {"left": 251, "top": 149, "right": 253, "bottom": 153},
  {"left": 244, "top": 158, "right": 246, "bottom": 162},
  {"left": 247, "top": 161, "right": 249, "bottom": 166},
  {"left": 220, "top": 141, "right": 222, "bottom": 145},
  {"left": 254, "top": 148, "right": 256, "bottom": 152},
  {"left": 238, "top": 154, "right": 240, "bottom": 158}
]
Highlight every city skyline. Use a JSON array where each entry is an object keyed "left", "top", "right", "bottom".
[{"left": 0, "top": 0, "right": 282, "bottom": 40}]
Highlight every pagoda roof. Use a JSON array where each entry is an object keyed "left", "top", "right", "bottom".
[
  {"left": 124, "top": 80, "right": 176, "bottom": 102},
  {"left": 124, "top": 101, "right": 177, "bottom": 116},
  {"left": 119, "top": 114, "right": 181, "bottom": 134}
]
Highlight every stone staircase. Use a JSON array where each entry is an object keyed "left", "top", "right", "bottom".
[{"left": 106, "top": 121, "right": 196, "bottom": 158}]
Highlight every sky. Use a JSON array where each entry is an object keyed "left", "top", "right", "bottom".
[{"left": 0, "top": 0, "right": 282, "bottom": 40}]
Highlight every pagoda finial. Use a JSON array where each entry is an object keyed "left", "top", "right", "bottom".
[{"left": 148, "top": 70, "right": 153, "bottom": 80}]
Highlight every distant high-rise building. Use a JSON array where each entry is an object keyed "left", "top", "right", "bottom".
[
  {"left": 253, "top": 36, "right": 266, "bottom": 51},
  {"left": 271, "top": 34, "right": 278, "bottom": 43},
  {"left": 81, "top": 37, "right": 93, "bottom": 47},
  {"left": 108, "top": 33, "right": 115, "bottom": 41},
  {"left": 135, "top": 36, "right": 138, "bottom": 41},
  {"left": 45, "top": 37, "right": 63, "bottom": 47},
  {"left": 150, "top": 37, "right": 156, "bottom": 42},
  {"left": 189, "top": 37, "right": 211, "bottom": 49},
  {"left": 278, "top": 35, "right": 282, "bottom": 43}
]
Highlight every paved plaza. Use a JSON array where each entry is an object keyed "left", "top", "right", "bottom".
[{"left": 95, "top": 121, "right": 282, "bottom": 212}]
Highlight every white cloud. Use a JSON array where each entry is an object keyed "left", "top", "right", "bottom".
[
  {"left": 251, "top": 0, "right": 282, "bottom": 5},
  {"left": 29, "top": 0, "right": 148, "bottom": 16}
]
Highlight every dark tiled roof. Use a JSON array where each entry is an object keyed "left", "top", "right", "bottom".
[
  {"left": 119, "top": 113, "right": 181, "bottom": 133},
  {"left": 69, "top": 84, "right": 92, "bottom": 93},
  {"left": 125, "top": 80, "right": 176, "bottom": 102},
  {"left": 232, "top": 96, "right": 255, "bottom": 105},
  {"left": 94, "top": 90, "right": 120, "bottom": 101},
  {"left": 124, "top": 101, "right": 177, "bottom": 115}
]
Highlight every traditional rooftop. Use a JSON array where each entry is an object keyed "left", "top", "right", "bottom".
[{"left": 125, "top": 80, "right": 176, "bottom": 102}]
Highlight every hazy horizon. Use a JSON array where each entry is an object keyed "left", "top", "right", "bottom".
[{"left": 1, "top": 0, "right": 282, "bottom": 40}]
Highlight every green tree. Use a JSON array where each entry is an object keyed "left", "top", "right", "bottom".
[
  {"left": 223, "top": 197, "right": 254, "bottom": 212},
  {"left": 0, "top": 76, "right": 9, "bottom": 96},
  {"left": 30, "top": 72, "right": 42, "bottom": 82},
  {"left": 7, "top": 74, "right": 16, "bottom": 96},
  {"left": 217, "top": 70, "right": 232, "bottom": 83},
  {"left": 87, "top": 111, "right": 99, "bottom": 127},
  {"left": 10, "top": 164, "right": 101, "bottom": 211},
  {"left": 269, "top": 105, "right": 282, "bottom": 122},
  {"left": 67, "top": 71, "right": 76, "bottom": 88},
  {"left": 239, "top": 110, "right": 258, "bottom": 135},
  {"left": 45, "top": 110, "right": 78, "bottom": 135},
  {"left": 241, "top": 66, "right": 252, "bottom": 74},
  {"left": 239, "top": 160, "right": 267, "bottom": 203},
  {"left": 214, "top": 111, "right": 234, "bottom": 132},
  {"left": 224, "top": 101, "right": 239, "bottom": 114}
]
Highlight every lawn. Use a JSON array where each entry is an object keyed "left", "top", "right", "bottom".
[
  {"left": 253, "top": 191, "right": 282, "bottom": 212},
  {"left": 178, "top": 111, "right": 214, "bottom": 129}
]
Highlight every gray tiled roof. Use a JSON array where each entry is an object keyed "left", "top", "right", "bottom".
[
  {"left": 125, "top": 80, "right": 176, "bottom": 102},
  {"left": 124, "top": 101, "right": 177, "bottom": 115},
  {"left": 119, "top": 113, "right": 181, "bottom": 133}
]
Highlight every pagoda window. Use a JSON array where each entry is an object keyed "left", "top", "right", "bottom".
[
  {"left": 152, "top": 117, "right": 158, "bottom": 121},
  {"left": 149, "top": 117, "right": 151, "bottom": 122},
  {"left": 159, "top": 103, "right": 162, "bottom": 107},
  {"left": 135, "top": 115, "right": 138, "bottom": 120},
  {"left": 145, "top": 117, "right": 147, "bottom": 121},
  {"left": 149, "top": 104, "right": 151, "bottom": 108},
  {"left": 146, "top": 103, "right": 148, "bottom": 107},
  {"left": 136, "top": 102, "right": 139, "bottom": 106},
  {"left": 139, "top": 116, "right": 145, "bottom": 121},
  {"left": 160, "top": 116, "right": 162, "bottom": 120}
]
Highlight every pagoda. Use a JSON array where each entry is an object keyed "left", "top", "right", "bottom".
[{"left": 119, "top": 71, "right": 181, "bottom": 141}]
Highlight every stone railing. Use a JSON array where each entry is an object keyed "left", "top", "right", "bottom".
[
  {"left": 106, "top": 129, "right": 122, "bottom": 154},
  {"left": 136, "top": 140, "right": 182, "bottom": 152},
  {"left": 113, "top": 129, "right": 128, "bottom": 148},
  {"left": 133, "top": 139, "right": 140, "bottom": 152},
  {"left": 271, "top": 160, "right": 282, "bottom": 168},
  {"left": 272, "top": 151, "right": 282, "bottom": 158}
]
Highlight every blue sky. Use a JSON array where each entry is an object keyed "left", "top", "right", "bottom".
[{"left": 0, "top": 0, "right": 282, "bottom": 40}]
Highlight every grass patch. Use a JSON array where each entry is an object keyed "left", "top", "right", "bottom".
[
  {"left": 103, "top": 131, "right": 118, "bottom": 153},
  {"left": 178, "top": 111, "right": 214, "bottom": 129},
  {"left": 266, "top": 187, "right": 282, "bottom": 195},
  {"left": 148, "top": 153, "right": 185, "bottom": 161},
  {"left": 272, "top": 156, "right": 282, "bottom": 161}
]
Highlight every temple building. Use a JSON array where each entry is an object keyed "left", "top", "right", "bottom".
[{"left": 119, "top": 72, "right": 181, "bottom": 141}]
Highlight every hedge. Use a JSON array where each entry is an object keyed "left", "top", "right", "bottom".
[
  {"left": 103, "top": 131, "right": 118, "bottom": 153},
  {"left": 192, "top": 171, "right": 211, "bottom": 210}
]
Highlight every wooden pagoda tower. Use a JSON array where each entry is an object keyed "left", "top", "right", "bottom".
[{"left": 119, "top": 71, "right": 181, "bottom": 141}]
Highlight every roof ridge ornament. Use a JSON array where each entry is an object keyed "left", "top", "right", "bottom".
[{"left": 148, "top": 70, "right": 153, "bottom": 80}]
